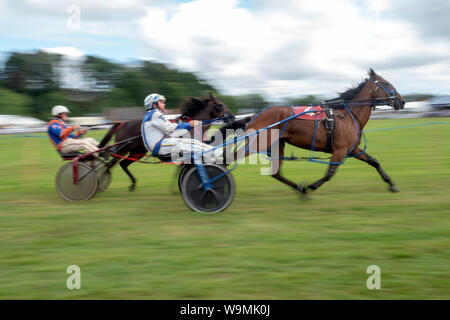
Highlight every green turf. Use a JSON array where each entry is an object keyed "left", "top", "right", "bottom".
[{"left": 0, "top": 118, "right": 449, "bottom": 299}]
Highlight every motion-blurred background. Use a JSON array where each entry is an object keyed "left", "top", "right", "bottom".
[
  {"left": 0, "top": 0, "right": 449, "bottom": 299},
  {"left": 1, "top": 0, "right": 450, "bottom": 128}
]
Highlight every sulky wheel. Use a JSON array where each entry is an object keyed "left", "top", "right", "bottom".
[
  {"left": 91, "top": 160, "right": 111, "bottom": 192},
  {"left": 181, "top": 164, "right": 235, "bottom": 213},
  {"left": 96, "top": 169, "right": 111, "bottom": 192},
  {"left": 177, "top": 164, "right": 192, "bottom": 193},
  {"left": 55, "top": 162, "right": 98, "bottom": 201}
]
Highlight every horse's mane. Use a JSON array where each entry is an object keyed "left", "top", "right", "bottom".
[
  {"left": 180, "top": 98, "right": 207, "bottom": 117},
  {"left": 337, "top": 78, "right": 369, "bottom": 101}
]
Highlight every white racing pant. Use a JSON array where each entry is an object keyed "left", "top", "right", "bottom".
[
  {"left": 60, "top": 137, "right": 99, "bottom": 154},
  {"left": 158, "top": 138, "right": 223, "bottom": 164}
]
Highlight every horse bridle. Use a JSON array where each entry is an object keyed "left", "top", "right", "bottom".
[{"left": 369, "top": 77, "right": 398, "bottom": 107}]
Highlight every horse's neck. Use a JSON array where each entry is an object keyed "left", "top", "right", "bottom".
[
  {"left": 192, "top": 108, "right": 210, "bottom": 120},
  {"left": 348, "top": 90, "right": 373, "bottom": 128}
]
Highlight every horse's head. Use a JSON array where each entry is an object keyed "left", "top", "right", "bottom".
[
  {"left": 181, "top": 93, "right": 233, "bottom": 121},
  {"left": 206, "top": 93, "right": 234, "bottom": 120},
  {"left": 368, "top": 69, "right": 405, "bottom": 110}
]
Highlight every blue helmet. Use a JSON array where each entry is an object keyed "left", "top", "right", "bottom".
[{"left": 144, "top": 93, "right": 166, "bottom": 110}]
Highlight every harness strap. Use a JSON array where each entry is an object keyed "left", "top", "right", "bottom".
[{"left": 321, "top": 105, "right": 335, "bottom": 153}]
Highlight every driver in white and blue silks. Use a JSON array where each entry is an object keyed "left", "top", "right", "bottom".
[{"left": 141, "top": 93, "right": 223, "bottom": 164}]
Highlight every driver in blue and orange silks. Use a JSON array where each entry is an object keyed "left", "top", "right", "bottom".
[
  {"left": 47, "top": 105, "right": 99, "bottom": 154},
  {"left": 141, "top": 93, "right": 223, "bottom": 164}
]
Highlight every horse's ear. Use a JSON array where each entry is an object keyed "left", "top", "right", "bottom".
[
  {"left": 209, "top": 92, "right": 217, "bottom": 101},
  {"left": 369, "top": 68, "right": 376, "bottom": 78}
]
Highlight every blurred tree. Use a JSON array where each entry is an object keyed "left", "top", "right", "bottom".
[
  {"left": 140, "top": 61, "right": 216, "bottom": 108},
  {"left": 403, "top": 94, "right": 434, "bottom": 102},
  {"left": 99, "top": 88, "right": 135, "bottom": 109},
  {"left": 82, "top": 55, "right": 123, "bottom": 90},
  {"left": 0, "top": 87, "right": 33, "bottom": 115},
  {"left": 107, "top": 61, "right": 217, "bottom": 110},
  {"left": 0, "top": 50, "right": 355, "bottom": 120},
  {"left": 33, "top": 91, "right": 71, "bottom": 119},
  {"left": 216, "top": 95, "right": 238, "bottom": 113},
  {"left": 3, "top": 51, "right": 61, "bottom": 93},
  {"left": 113, "top": 68, "right": 152, "bottom": 106},
  {"left": 233, "top": 94, "right": 268, "bottom": 113}
]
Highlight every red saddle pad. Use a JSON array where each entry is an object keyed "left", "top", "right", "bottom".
[{"left": 293, "top": 106, "right": 327, "bottom": 120}]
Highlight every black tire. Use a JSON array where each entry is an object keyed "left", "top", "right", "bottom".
[
  {"left": 55, "top": 162, "right": 98, "bottom": 201},
  {"left": 178, "top": 164, "right": 192, "bottom": 193},
  {"left": 181, "top": 164, "right": 235, "bottom": 213}
]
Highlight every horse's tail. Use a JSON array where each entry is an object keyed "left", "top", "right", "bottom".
[{"left": 98, "top": 122, "right": 124, "bottom": 148}]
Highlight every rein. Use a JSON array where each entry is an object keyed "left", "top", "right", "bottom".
[
  {"left": 203, "top": 93, "right": 386, "bottom": 166},
  {"left": 324, "top": 77, "right": 399, "bottom": 109},
  {"left": 200, "top": 115, "right": 235, "bottom": 125},
  {"left": 176, "top": 115, "right": 234, "bottom": 125}
]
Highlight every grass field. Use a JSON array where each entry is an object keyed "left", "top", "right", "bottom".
[{"left": 0, "top": 118, "right": 449, "bottom": 299}]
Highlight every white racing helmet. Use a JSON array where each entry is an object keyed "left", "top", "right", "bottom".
[
  {"left": 52, "top": 105, "right": 70, "bottom": 116},
  {"left": 144, "top": 93, "right": 166, "bottom": 110}
]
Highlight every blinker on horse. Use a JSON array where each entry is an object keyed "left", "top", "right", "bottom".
[{"left": 229, "top": 69, "right": 405, "bottom": 197}]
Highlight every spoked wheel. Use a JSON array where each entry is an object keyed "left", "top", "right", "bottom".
[
  {"left": 92, "top": 160, "right": 111, "bottom": 192},
  {"left": 55, "top": 162, "right": 98, "bottom": 201},
  {"left": 178, "top": 164, "right": 192, "bottom": 193},
  {"left": 181, "top": 164, "right": 235, "bottom": 213}
]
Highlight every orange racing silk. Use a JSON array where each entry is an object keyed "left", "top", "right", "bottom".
[{"left": 47, "top": 118, "right": 82, "bottom": 149}]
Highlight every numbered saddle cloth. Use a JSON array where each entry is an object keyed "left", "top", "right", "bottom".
[{"left": 293, "top": 106, "right": 327, "bottom": 120}]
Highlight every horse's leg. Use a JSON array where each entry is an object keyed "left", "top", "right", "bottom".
[
  {"left": 302, "top": 150, "right": 347, "bottom": 193},
  {"left": 119, "top": 147, "right": 146, "bottom": 192},
  {"left": 120, "top": 158, "right": 140, "bottom": 192},
  {"left": 231, "top": 135, "right": 299, "bottom": 191},
  {"left": 105, "top": 153, "right": 121, "bottom": 171},
  {"left": 105, "top": 140, "right": 133, "bottom": 171},
  {"left": 350, "top": 148, "right": 399, "bottom": 192},
  {"left": 271, "top": 141, "right": 301, "bottom": 191}
]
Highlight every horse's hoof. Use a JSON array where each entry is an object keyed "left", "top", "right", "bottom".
[
  {"left": 297, "top": 182, "right": 310, "bottom": 200},
  {"left": 129, "top": 184, "right": 136, "bottom": 192},
  {"left": 389, "top": 185, "right": 399, "bottom": 193},
  {"left": 297, "top": 181, "right": 307, "bottom": 194}
]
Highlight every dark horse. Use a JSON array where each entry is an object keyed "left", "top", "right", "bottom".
[
  {"left": 228, "top": 69, "right": 405, "bottom": 196},
  {"left": 99, "top": 93, "right": 233, "bottom": 191}
]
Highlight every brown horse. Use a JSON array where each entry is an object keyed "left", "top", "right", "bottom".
[
  {"left": 99, "top": 93, "right": 233, "bottom": 191},
  {"left": 230, "top": 69, "right": 405, "bottom": 196}
]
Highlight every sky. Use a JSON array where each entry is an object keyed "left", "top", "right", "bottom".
[{"left": 1, "top": 0, "right": 449, "bottom": 100}]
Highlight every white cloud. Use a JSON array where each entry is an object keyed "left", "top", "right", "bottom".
[
  {"left": 365, "top": 0, "right": 391, "bottom": 14},
  {"left": 139, "top": 0, "right": 450, "bottom": 99},
  {"left": 2, "top": 0, "right": 449, "bottom": 98},
  {"left": 0, "top": 0, "right": 164, "bottom": 40},
  {"left": 42, "top": 46, "right": 85, "bottom": 59},
  {"left": 3, "top": 0, "right": 152, "bottom": 21}
]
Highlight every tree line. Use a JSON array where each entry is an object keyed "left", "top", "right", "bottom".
[
  {"left": 0, "top": 50, "right": 273, "bottom": 119},
  {"left": 0, "top": 50, "right": 427, "bottom": 120}
]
